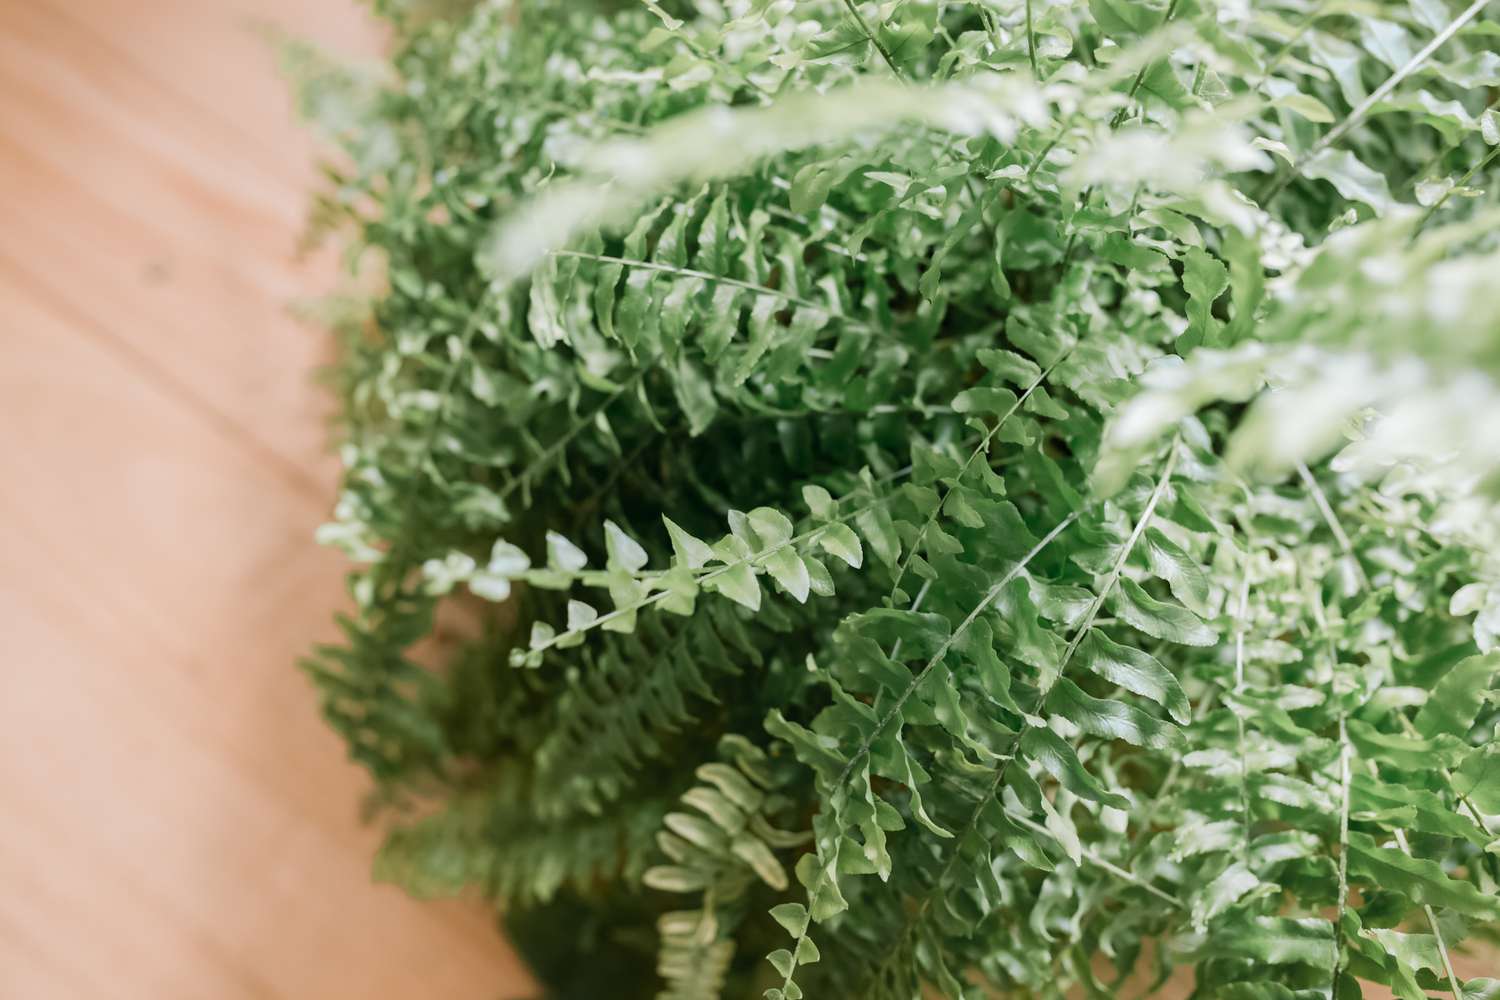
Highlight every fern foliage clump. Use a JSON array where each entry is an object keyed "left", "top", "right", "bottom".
[{"left": 297, "top": 0, "right": 1500, "bottom": 996}]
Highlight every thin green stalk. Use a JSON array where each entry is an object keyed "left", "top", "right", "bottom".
[
  {"left": 1062, "top": 1, "right": 1188, "bottom": 268},
  {"left": 496, "top": 372, "right": 641, "bottom": 504},
  {"left": 829, "top": 508, "right": 1084, "bottom": 793},
  {"left": 1261, "top": 0, "right": 1494, "bottom": 205},
  {"left": 1378, "top": 779, "right": 1467, "bottom": 997},
  {"left": 550, "top": 250, "right": 875, "bottom": 333},
  {"left": 886, "top": 347, "right": 1073, "bottom": 603},
  {"left": 1025, "top": 129, "right": 1063, "bottom": 179},
  {"left": 1233, "top": 559, "right": 1253, "bottom": 864},
  {"left": 840, "top": 0, "right": 904, "bottom": 78},
  {"left": 1003, "top": 809, "right": 1185, "bottom": 909},
  {"left": 1334, "top": 713, "right": 1352, "bottom": 984},
  {"left": 1066, "top": 684, "right": 1221, "bottom": 988},
  {"left": 1030, "top": 0, "right": 1185, "bottom": 184},
  {"left": 1415, "top": 143, "right": 1500, "bottom": 236},
  {"left": 1251, "top": 0, "right": 1331, "bottom": 90},
  {"left": 1055, "top": 439, "right": 1181, "bottom": 684},
  {"left": 865, "top": 753, "right": 1190, "bottom": 995},
  {"left": 1403, "top": 94, "right": 1498, "bottom": 198},
  {"left": 1297, "top": 462, "right": 1367, "bottom": 590},
  {"left": 1025, "top": 0, "right": 1040, "bottom": 78},
  {"left": 886, "top": 579, "right": 932, "bottom": 661},
  {"left": 1397, "top": 713, "right": 1499, "bottom": 839},
  {"left": 1108, "top": 0, "right": 1185, "bottom": 130},
  {"left": 860, "top": 764, "right": 1009, "bottom": 994},
  {"left": 1332, "top": 692, "right": 1353, "bottom": 985},
  {"left": 1302, "top": 469, "right": 1358, "bottom": 985},
  {"left": 1307, "top": 586, "right": 1354, "bottom": 988}
]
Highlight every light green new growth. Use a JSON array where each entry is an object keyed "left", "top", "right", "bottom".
[{"left": 293, "top": 0, "right": 1500, "bottom": 996}]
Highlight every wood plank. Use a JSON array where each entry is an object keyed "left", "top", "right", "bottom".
[
  {"left": 0, "top": 0, "right": 534, "bottom": 991},
  {"left": 30, "top": 0, "right": 383, "bottom": 196},
  {"left": 0, "top": 0, "right": 378, "bottom": 488},
  {"left": 0, "top": 277, "right": 532, "bottom": 999}
]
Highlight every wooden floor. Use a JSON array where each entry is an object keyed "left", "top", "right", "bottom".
[{"left": 0, "top": 1, "right": 532, "bottom": 996}]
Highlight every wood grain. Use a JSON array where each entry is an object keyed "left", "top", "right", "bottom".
[{"left": 0, "top": 1, "right": 532, "bottom": 996}]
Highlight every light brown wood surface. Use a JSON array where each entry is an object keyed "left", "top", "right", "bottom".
[{"left": 0, "top": 1, "right": 532, "bottom": 997}]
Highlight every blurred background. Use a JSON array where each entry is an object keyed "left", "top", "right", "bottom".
[{"left": 0, "top": 0, "right": 531, "bottom": 996}]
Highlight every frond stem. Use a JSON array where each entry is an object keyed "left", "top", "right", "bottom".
[
  {"left": 840, "top": 0, "right": 905, "bottom": 78},
  {"left": 1025, "top": 0, "right": 1040, "bottom": 78},
  {"left": 1333, "top": 712, "right": 1352, "bottom": 985},
  {"left": 1233, "top": 556, "right": 1253, "bottom": 865},
  {"left": 550, "top": 250, "right": 877, "bottom": 334},
  {"left": 886, "top": 347, "right": 1074, "bottom": 605},
  {"left": 1003, "top": 808, "right": 1184, "bottom": 908},
  {"left": 1296, "top": 461, "right": 1368, "bottom": 590},
  {"left": 829, "top": 507, "right": 1083, "bottom": 793},
  {"left": 1108, "top": 0, "right": 1185, "bottom": 130},
  {"left": 1415, "top": 143, "right": 1500, "bottom": 236},
  {"left": 1375, "top": 776, "right": 1467, "bottom": 997},
  {"left": 1260, "top": 0, "right": 1493, "bottom": 205},
  {"left": 496, "top": 372, "right": 642, "bottom": 504},
  {"left": 1056, "top": 438, "right": 1181, "bottom": 686}
]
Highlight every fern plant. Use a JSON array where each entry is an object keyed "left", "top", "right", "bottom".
[{"left": 294, "top": 0, "right": 1500, "bottom": 996}]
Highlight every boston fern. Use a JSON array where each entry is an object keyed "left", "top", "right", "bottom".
[{"left": 293, "top": 0, "right": 1500, "bottom": 996}]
